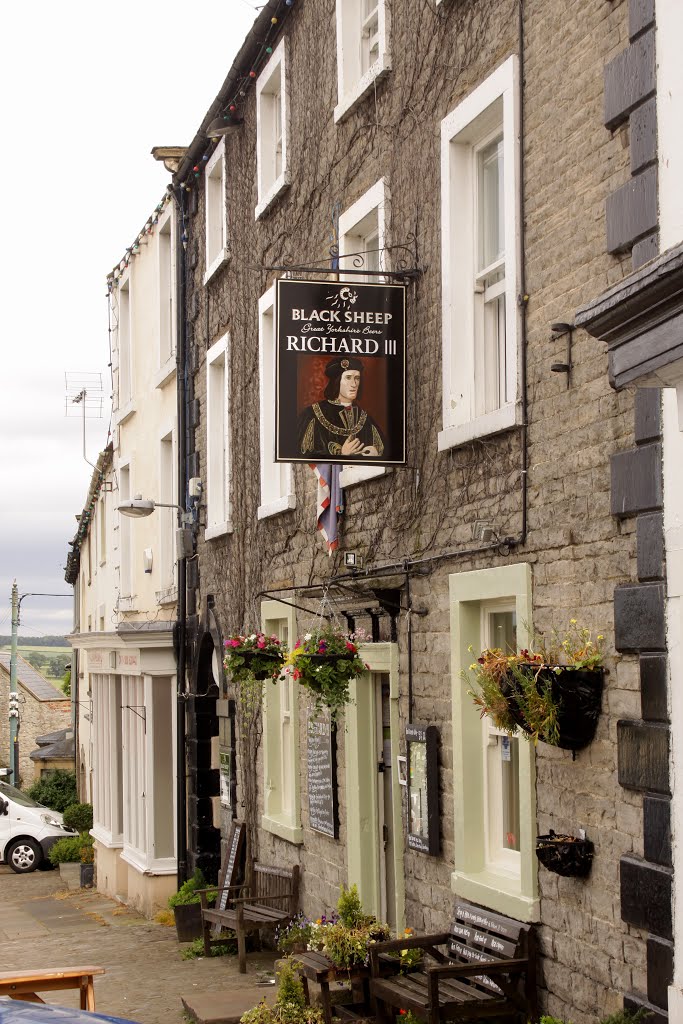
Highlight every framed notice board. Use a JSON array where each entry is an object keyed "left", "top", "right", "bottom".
[
  {"left": 307, "top": 711, "right": 339, "bottom": 839},
  {"left": 406, "top": 723, "right": 440, "bottom": 856}
]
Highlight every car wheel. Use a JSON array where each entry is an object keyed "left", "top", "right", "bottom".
[{"left": 7, "top": 838, "right": 42, "bottom": 873}]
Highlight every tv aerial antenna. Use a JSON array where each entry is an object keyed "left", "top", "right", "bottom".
[{"left": 64, "top": 372, "right": 104, "bottom": 471}]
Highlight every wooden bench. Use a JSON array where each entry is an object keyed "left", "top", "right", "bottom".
[
  {"left": 200, "top": 862, "right": 300, "bottom": 973},
  {"left": 369, "top": 902, "right": 537, "bottom": 1023},
  {"left": 0, "top": 967, "right": 105, "bottom": 1011}
]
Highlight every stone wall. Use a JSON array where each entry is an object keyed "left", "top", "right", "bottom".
[{"left": 181, "top": 0, "right": 655, "bottom": 1018}]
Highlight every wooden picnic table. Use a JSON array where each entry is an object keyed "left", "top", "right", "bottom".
[
  {"left": 294, "top": 950, "right": 372, "bottom": 1024},
  {"left": 0, "top": 967, "right": 106, "bottom": 1011}
]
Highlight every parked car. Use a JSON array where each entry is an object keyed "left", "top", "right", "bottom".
[{"left": 0, "top": 780, "right": 78, "bottom": 873}]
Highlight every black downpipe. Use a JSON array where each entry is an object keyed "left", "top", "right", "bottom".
[
  {"left": 174, "top": 186, "right": 188, "bottom": 887},
  {"left": 518, "top": 0, "right": 528, "bottom": 545}
]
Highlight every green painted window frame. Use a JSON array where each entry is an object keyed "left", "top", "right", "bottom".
[
  {"left": 449, "top": 562, "right": 539, "bottom": 922},
  {"left": 261, "top": 599, "right": 303, "bottom": 844}
]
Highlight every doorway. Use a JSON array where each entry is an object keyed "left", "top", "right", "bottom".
[{"left": 345, "top": 644, "right": 404, "bottom": 930}]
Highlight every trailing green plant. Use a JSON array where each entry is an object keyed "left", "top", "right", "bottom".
[
  {"left": 168, "top": 867, "right": 209, "bottom": 908},
  {"left": 63, "top": 802, "right": 93, "bottom": 833},
  {"left": 180, "top": 935, "right": 237, "bottom": 960},
  {"left": 466, "top": 621, "right": 604, "bottom": 746},
  {"left": 27, "top": 770, "right": 78, "bottom": 812},
  {"left": 284, "top": 627, "right": 368, "bottom": 719},
  {"left": 48, "top": 831, "right": 94, "bottom": 866},
  {"left": 240, "top": 958, "right": 324, "bottom": 1024}
]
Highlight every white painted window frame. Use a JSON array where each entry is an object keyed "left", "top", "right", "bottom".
[
  {"left": 204, "top": 138, "right": 229, "bottom": 284},
  {"left": 338, "top": 179, "right": 389, "bottom": 488},
  {"left": 157, "top": 426, "right": 177, "bottom": 603},
  {"left": 114, "top": 269, "right": 135, "bottom": 425},
  {"left": 448, "top": 561, "right": 538, "bottom": 922},
  {"left": 205, "top": 333, "right": 232, "bottom": 539},
  {"left": 439, "top": 56, "right": 520, "bottom": 452},
  {"left": 258, "top": 287, "right": 295, "bottom": 518},
  {"left": 155, "top": 204, "right": 177, "bottom": 388},
  {"left": 118, "top": 461, "right": 134, "bottom": 608},
  {"left": 334, "top": 0, "right": 391, "bottom": 123},
  {"left": 261, "top": 599, "right": 302, "bottom": 844},
  {"left": 255, "top": 39, "right": 290, "bottom": 219},
  {"left": 90, "top": 673, "right": 124, "bottom": 848}
]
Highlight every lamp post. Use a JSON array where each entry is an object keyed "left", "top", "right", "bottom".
[
  {"left": 117, "top": 490, "right": 198, "bottom": 886},
  {"left": 8, "top": 583, "right": 72, "bottom": 786}
]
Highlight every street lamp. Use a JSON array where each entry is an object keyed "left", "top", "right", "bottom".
[{"left": 117, "top": 493, "right": 194, "bottom": 525}]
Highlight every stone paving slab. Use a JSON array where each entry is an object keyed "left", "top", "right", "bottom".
[
  {"left": 182, "top": 985, "right": 278, "bottom": 1024},
  {"left": 0, "top": 867, "right": 277, "bottom": 1024}
]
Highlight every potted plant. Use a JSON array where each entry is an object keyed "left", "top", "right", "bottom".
[
  {"left": 535, "top": 830, "right": 594, "bottom": 878},
  {"left": 49, "top": 832, "right": 95, "bottom": 889},
  {"left": 224, "top": 632, "right": 287, "bottom": 708},
  {"left": 240, "top": 958, "right": 324, "bottom": 1024},
  {"left": 285, "top": 627, "right": 368, "bottom": 719},
  {"left": 276, "top": 913, "right": 316, "bottom": 954},
  {"left": 467, "top": 621, "right": 605, "bottom": 750},
  {"left": 316, "top": 884, "right": 390, "bottom": 971},
  {"left": 168, "top": 867, "right": 213, "bottom": 942}
]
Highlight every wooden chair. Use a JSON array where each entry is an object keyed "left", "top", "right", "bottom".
[
  {"left": 200, "top": 862, "right": 300, "bottom": 972},
  {"left": 369, "top": 901, "right": 537, "bottom": 1023}
]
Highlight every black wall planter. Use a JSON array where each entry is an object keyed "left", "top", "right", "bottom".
[
  {"left": 536, "top": 831, "right": 594, "bottom": 877},
  {"left": 504, "top": 666, "right": 604, "bottom": 750}
]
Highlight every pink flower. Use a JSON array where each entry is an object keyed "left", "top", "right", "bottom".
[
  {"left": 293, "top": 669, "right": 300, "bottom": 681},
  {"left": 257, "top": 639, "right": 266, "bottom": 649},
  {"left": 346, "top": 641, "right": 356, "bottom": 652},
  {"left": 318, "top": 642, "right": 327, "bottom": 653},
  {"left": 228, "top": 638, "right": 240, "bottom": 648}
]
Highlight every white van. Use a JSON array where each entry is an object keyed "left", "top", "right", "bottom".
[{"left": 0, "top": 780, "right": 78, "bottom": 873}]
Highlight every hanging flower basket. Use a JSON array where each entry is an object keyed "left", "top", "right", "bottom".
[
  {"left": 223, "top": 633, "right": 287, "bottom": 683},
  {"left": 536, "top": 830, "right": 594, "bottom": 878},
  {"left": 467, "top": 621, "right": 605, "bottom": 750},
  {"left": 285, "top": 626, "right": 368, "bottom": 719},
  {"left": 501, "top": 665, "right": 604, "bottom": 751}
]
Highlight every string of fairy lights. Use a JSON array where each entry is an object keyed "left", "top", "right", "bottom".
[{"left": 106, "top": 0, "right": 296, "bottom": 291}]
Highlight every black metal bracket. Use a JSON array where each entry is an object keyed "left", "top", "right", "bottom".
[{"left": 256, "top": 237, "right": 423, "bottom": 284}]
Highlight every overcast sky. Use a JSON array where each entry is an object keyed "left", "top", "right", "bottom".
[{"left": 0, "top": 1, "right": 259, "bottom": 638}]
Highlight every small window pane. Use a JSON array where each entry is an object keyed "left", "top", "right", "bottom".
[
  {"left": 500, "top": 735, "right": 520, "bottom": 851},
  {"left": 478, "top": 137, "right": 504, "bottom": 271}
]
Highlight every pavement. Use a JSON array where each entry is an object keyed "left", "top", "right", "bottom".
[{"left": 0, "top": 866, "right": 279, "bottom": 1024}]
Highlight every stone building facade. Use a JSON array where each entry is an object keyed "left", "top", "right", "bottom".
[
  {"left": 169, "top": 0, "right": 678, "bottom": 1019},
  {"left": 0, "top": 654, "right": 70, "bottom": 787}
]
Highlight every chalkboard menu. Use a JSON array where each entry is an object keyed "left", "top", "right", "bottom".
[
  {"left": 406, "top": 723, "right": 440, "bottom": 856},
  {"left": 307, "top": 712, "right": 338, "bottom": 838}
]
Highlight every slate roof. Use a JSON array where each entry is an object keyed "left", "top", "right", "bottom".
[
  {"left": 30, "top": 728, "right": 75, "bottom": 762},
  {"left": 0, "top": 653, "right": 68, "bottom": 702}
]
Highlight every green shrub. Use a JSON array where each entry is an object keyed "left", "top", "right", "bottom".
[
  {"left": 180, "top": 935, "right": 237, "bottom": 960},
  {"left": 63, "top": 803, "right": 93, "bottom": 832},
  {"left": 27, "top": 770, "right": 77, "bottom": 812},
  {"left": 336, "top": 883, "right": 364, "bottom": 929},
  {"left": 168, "top": 867, "right": 208, "bottom": 908},
  {"left": 49, "top": 831, "right": 94, "bottom": 866}
]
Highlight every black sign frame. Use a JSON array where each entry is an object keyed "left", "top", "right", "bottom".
[
  {"left": 275, "top": 278, "right": 407, "bottom": 466},
  {"left": 406, "top": 723, "right": 440, "bottom": 856},
  {"left": 306, "top": 711, "right": 339, "bottom": 839}
]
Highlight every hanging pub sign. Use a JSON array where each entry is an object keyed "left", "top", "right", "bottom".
[{"left": 275, "top": 278, "right": 406, "bottom": 465}]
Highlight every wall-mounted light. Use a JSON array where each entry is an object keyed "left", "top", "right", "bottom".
[{"left": 206, "top": 115, "right": 244, "bottom": 139}]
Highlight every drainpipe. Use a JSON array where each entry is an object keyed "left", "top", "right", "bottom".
[{"left": 174, "top": 187, "right": 188, "bottom": 886}]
